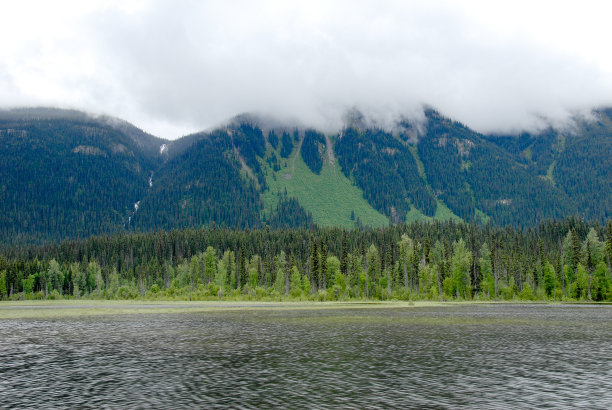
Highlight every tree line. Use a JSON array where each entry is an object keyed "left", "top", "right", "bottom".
[{"left": 1, "top": 218, "right": 611, "bottom": 301}]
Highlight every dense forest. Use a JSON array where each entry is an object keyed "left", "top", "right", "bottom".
[
  {"left": 129, "top": 129, "right": 264, "bottom": 231},
  {"left": 335, "top": 126, "right": 437, "bottom": 221},
  {"left": 0, "top": 114, "right": 163, "bottom": 243},
  {"left": 1, "top": 218, "right": 610, "bottom": 302},
  {"left": 419, "top": 110, "right": 576, "bottom": 225},
  {"left": 300, "top": 129, "right": 326, "bottom": 174}
]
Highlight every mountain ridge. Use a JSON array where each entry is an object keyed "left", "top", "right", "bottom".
[{"left": 1, "top": 106, "right": 610, "bottom": 245}]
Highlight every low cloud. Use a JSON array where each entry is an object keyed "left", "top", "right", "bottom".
[{"left": 1, "top": 0, "right": 612, "bottom": 138}]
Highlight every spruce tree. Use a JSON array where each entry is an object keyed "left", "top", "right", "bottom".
[
  {"left": 320, "top": 241, "right": 328, "bottom": 289},
  {"left": 340, "top": 232, "right": 348, "bottom": 277},
  {"left": 571, "top": 229, "right": 581, "bottom": 270},
  {"left": 423, "top": 236, "right": 431, "bottom": 265},
  {"left": 238, "top": 246, "right": 247, "bottom": 289},
  {"left": 535, "top": 238, "right": 544, "bottom": 288},
  {"left": 311, "top": 238, "right": 319, "bottom": 290},
  {"left": 606, "top": 220, "right": 612, "bottom": 273}
]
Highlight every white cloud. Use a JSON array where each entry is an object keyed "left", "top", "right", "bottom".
[{"left": 1, "top": 0, "right": 612, "bottom": 139}]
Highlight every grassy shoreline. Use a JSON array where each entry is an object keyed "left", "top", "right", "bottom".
[{"left": 1, "top": 299, "right": 606, "bottom": 319}]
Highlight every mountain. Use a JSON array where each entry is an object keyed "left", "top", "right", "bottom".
[
  {"left": 0, "top": 108, "right": 166, "bottom": 243},
  {"left": 0, "top": 106, "right": 610, "bottom": 245},
  {"left": 483, "top": 109, "right": 612, "bottom": 223}
]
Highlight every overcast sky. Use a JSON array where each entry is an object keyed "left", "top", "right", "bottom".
[{"left": 1, "top": 0, "right": 612, "bottom": 139}]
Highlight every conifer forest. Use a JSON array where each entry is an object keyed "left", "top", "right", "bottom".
[{"left": 2, "top": 218, "right": 611, "bottom": 302}]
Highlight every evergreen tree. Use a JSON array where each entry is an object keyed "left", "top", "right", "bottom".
[
  {"left": 606, "top": 220, "right": 612, "bottom": 273},
  {"left": 366, "top": 244, "right": 380, "bottom": 298},
  {"left": 423, "top": 236, "right": 431, "bottom": 265},
  {"left": 571, "top": 229, "right": 581, "bottom": 270},
  {"left": 431, "top": 240, "right": 446, "bottom": 296},
  {"left": 237, "top": 246, "right": 246, "bottom": 289},
  {"left": 222, "top": 250, "right": 236, "bottom": 288},
  {"left": 398, "top": 234, "right": 414, "bottom": 289},
  {"left": 535, "top": 238, "right": 544, "bottom": 288},
  {"left": 320, "top": 242, "right": 328, "bottom": 289},
  {"left": 479, "top": 242, "right": 494, "bottom": 298},
  {"left": 274, "top": 251, "right": 287, "bottom": 295},
  {"left": 0, "top": 270, "right": 6, "bottom": 299},
  {"left": 310, "top": 238, "right": 319, "bottom": 290},
  {"left": 340, "top": 232, "right": 348, "bottom": 276}
]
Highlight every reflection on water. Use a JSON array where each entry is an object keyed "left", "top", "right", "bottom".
[{"left": 1, "top": 305, "right": 611, "bottom": 408}]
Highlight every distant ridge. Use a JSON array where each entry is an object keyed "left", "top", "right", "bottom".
[{"left": 0, "top": 106, "right": 610, "bottom": 244}]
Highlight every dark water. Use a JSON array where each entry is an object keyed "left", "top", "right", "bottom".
[{"left": 1, "top": 304, "right": 611, "bottom": 408}]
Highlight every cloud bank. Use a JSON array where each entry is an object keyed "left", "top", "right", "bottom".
[{"left": 1, "top": 0, "right": 612, "bottom": 138}]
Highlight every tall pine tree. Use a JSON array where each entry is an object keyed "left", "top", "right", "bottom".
[
  {"left": 311, "top": 237, "right": 319, "bottom": 290},
  {"left": 340, "top": 232, "right": 348, "bottom": 277},
  {"left": 320, "top": 241, "right": 328, "bottom": 289}
]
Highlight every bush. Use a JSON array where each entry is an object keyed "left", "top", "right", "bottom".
[
  {"left": 316, "top": 289, "right": 329, "bottom": 301},
  {"left": 47, "top": 290, "right": 61, "bottom": 300},
  {"left": 117, "top": 285, "right": 137, "bottom": 299},
  {"left": 330, "top": 284, "right": 343, "bottom": 300},
  {"left": 500, "top": 285, "right": 515, "bottom": 300},
  {"left": 255, "top": 286, "right": 268, "bottom": 299},
  {"left": 519, "top": 283, "right": 534, "bottom": 300}
]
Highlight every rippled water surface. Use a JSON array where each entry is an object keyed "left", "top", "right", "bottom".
[{"left": 1, "top": 304, "right": 611, "bottom": 408}]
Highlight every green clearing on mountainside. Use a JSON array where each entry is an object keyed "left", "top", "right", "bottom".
[{"left": 263, "top": 146, "right": 389, "bottom": 228}]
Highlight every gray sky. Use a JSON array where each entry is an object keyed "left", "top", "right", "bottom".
[{"left": 1, "top": 0, "right": 612, "bottom": 139}]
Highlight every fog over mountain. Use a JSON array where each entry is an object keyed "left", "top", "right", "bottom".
[{"left": 1, "top": 1, "right": 612, "bottom": 139}]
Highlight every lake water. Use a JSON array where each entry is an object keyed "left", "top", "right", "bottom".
[{"left": 1, "top": 304, "right": 611, "bottom": 408}]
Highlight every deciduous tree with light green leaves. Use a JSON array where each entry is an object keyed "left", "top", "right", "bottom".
[
  {"left": 71, "top": 263, "right": 83, "bottom": 297},
  {"left": 203, "top": 247, "right": 217, "bottom": 284},
  {"left": 216, "top": 259, "right": 228, "bottom": 296},
  {"left": 592, "top": 262, "right": 611, "bottom": 301},
  {"left": 289, "top": 266, "right": 302, "bottom": 298},
  {"left": 450, "top": 239, "right": 472, "bottom": 299},
  {"left": 22, "top": 274, "right": 35, "bottom": 296},
  {"left": 418, "top": 263, "right": 438, "bottom": 299},
  {"left": 543, "top": 261, "right": 557, "bottom": 298},
  {"left": 573, "top": 263, "right": 589, "bottom": 300},
  {"left": 47, "top": 259, "right": 64, "bottom": 295}
]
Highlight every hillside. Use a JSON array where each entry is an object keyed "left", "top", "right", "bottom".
[
  {"left": 0, "top": 108, "right": 166, "bottom": 243},
  {"left": 0, "top": 107, "right": 610, "bottom": 244}
]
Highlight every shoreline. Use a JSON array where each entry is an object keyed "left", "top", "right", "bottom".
[{"left": 1, "top": 299, "right": 608, "bottom": 319}]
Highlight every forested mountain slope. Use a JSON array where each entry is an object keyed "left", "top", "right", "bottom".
[
  {"left": 130, "top": 126, "right": 265, "bottom": 230},
  {"left": 0, "top": 107, "right": 610, "bottom": 245},
  {"left": 419, "top": 110, "right": 576, "bottom": 226},
  {"left": 484, "top": 109, "right": 612, "bottom": 223},
  {"left": 0, "top": 108, "right": 166, "bottom": 243}
]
